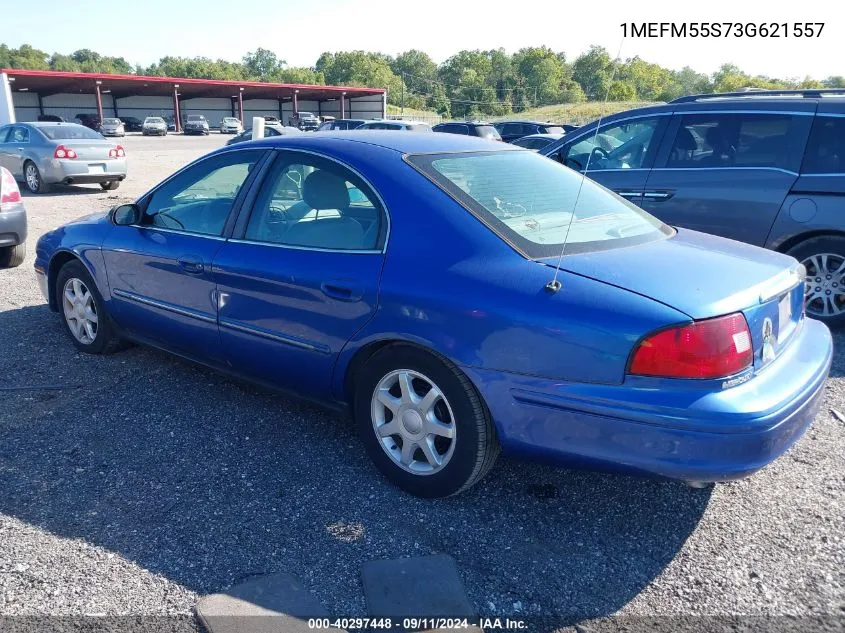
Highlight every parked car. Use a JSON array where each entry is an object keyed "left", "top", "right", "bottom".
[
  {"left": 357, "top": 119, "right": 432, "bottom": 132},
  {"left": 225, "top": 124, "right": 303, "bottom": 146},
  {"left": 0, "top": 166, "right": 26, "bottom": 268},
  {"left": 493, "top": 120, "right": 568, "bottom": 143},
  {"left": 432, "top": 121, "right": 502, "bottom": 140},
  {"left": 142, "top": 117, "right": 168, "bottom": 136},
  {"left": 100, "top": 118, "right": 126, "bottom": 137},
  {"left": 288, "top": 111, "right": 321, "bottom": 131},
  {"left": 511, "top": 133, "right": 564, "bottom": 151},
  {"left": 37, "top": 114, "right": 64, "bottom": 123},
  {"left": 183, "top": 114, "right": 210, "bottom": 136},
  {"left": 540, "top": 88, "right": 845, "bottom": 326},
  {"left": 33, "top": 131, "right": 832, "bottom": 498},
  {"left": 75, "top": 113, "right": 102, "bottom": 132},
  {"left": 164, "top": 116, "right": 177, "bottom": 132},
  {"left": 317, "top": 119, "right": 367, "bottom": 131},
  {"left": 0, "top": 122, "right": 126, "bottom": 194},
  {"left": 220, "top": 117, "right": 243, "bottom": 134},
  {"left": 121, "top": 117, "right": 144, "bottom": 132}
]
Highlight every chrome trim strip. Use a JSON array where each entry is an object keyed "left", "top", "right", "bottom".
[
  {"left": 219, "top": 318, "right": 329, "bottom": 353},
  {"left": 227, "top": 238, "right": 382, "bottom": 254},
  {"left": 678, "top": 109, "right": 813, "bottom": 116},
  {"left": 650, "top": 166, "right": 798, "bottom": 176},
  {"left": 112, "top": 288, "right": 217, "bottom": 323},
  {"left": 797, "top": 172, "right": 845, "bottom": 177},
  {"left": 133, "top": 225, "right": 228, "bottom": 241}
]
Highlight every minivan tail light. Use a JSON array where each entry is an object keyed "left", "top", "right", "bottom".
[
  {"left": 629, "top": 313, "right": 753, "bottom": 379},
  {"left": 54, "top": 145, "right": 77, "bottom": 159},
  {"left": 0, "top": 168, "right": 22, "bottom": 208},
  {"left": 109, "top": 145, "right": 125, "bottom": 158}
]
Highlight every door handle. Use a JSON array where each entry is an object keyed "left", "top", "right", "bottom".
[
  {"left": 643, "top": 190, "right": 674, "bottom": 201},
  {"left": 177, "top": 257, "right": 204, "bottom": 274},
  {"left": 320, "top": 281, "right": 362, "bottom": 302}
]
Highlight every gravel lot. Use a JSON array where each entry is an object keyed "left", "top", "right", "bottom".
[{"left": 0, "top": 134, "right": 843, "bottom": 630}]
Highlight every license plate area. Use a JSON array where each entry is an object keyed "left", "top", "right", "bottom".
[{"left": 88, "top": 164, "right": 106, "bottom": 174}]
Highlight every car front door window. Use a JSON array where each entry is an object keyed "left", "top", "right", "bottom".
[
  {"left": 564, "top": 118, "right": 661, "bottom": 171},
  {"left": 142, "top": 150, "right": 264, "bottom": 236}
]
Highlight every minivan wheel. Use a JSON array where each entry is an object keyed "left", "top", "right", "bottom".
[
  {"left": 354, "top": 344, "right": 499, "bottom": 498},
  {"left": 55, "top": 260, "right": 124, "bottom": 354},
  {"left": 787, "top": 235, "right": 845, "bottom": 328},
  {"left": 0, "top": 243, "right": 25, "bottom": 268},
  {"left": 23, "top": 161, "right": 50, "bottom": 194}
]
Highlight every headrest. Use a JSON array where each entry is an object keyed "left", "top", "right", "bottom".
[
  {"left": 705, "top": 126, "right": 724, "bottom": 149},
  {"left": 674, "top": 127, "right": 697, "bottom": 151},
  {"left": 302, "top": 170, "right": 350, "bottom": 210}
]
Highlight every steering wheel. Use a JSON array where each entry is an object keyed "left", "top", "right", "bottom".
[{"left": 589, "top": 146, "right": 610, "bottom": 164}]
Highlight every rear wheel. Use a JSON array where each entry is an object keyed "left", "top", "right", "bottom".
[
  {"left": 23, "top": 161, "right": 50, "bottom": 194},
  {"left": 354, "top": 344, "right": 499, "bottom": 498},
  {"left": 55, "top": 260, "right": 124, "bottom": 354},
  {"left": 0, "top": 243, "right": 25, "bottom": 268},
  {"left": 787, "top": 235, "right": 845, "bottom": 328},
  {"left": 100, "top": 181, "right": 120, "bottom": 191}
]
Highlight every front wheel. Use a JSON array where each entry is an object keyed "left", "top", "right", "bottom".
[
  {"left": 787, "top": 236, "right": 845, "bottom": 328},
  {"left": 55, "top": 260, "right": 124, "bottom": 354},
  {"left": 354, "top": 344, "right": 499, "bottom": 498}
]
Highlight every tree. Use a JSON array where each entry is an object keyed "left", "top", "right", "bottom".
[
  {"left": 823, "top": 76, "right": 845, "bottom": 88},
  {"left": 316, "top": 51, "right": 402, "bottom": 103},
  {"left": 513, "top": 46, "right": 567, "bottom": 106},
  {"left": 608, "top": 80, "right": 637, "bottom": 101},
  {"left": 661, "top": 66, "right": 711, "bottom": 100},
  {"left": 392, "top": 50, "right": 438, "bottom": 97},
  {"left": 243, "top": 48, "right": 286, "bottom": 81},
  {"left": 618, "top": 56, "right": 672, "bottom": 101},
  {"left": 572, "top": 46, "right": 613, "bottom": 100}
]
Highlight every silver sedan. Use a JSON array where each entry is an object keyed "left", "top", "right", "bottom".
[{"left": 0, "top": 122, "right": 127, "bottom": 194}]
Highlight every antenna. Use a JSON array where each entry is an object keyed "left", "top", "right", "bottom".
[{"left": 545, "top": 41, "right": 625, "bottom": 293}]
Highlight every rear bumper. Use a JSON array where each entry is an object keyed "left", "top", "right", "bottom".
[
  {"left": 0, "top": 206, "right": 27, "bottom": 247},
  {"left": 466, "top": 317, "right": 833, "bottom": 482},
  {"left": 44, "top": 158, "right": 127, "bottom": 184}
]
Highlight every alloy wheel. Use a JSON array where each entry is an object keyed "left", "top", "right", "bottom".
[
  {"left": 62, "top": 278, "right": 98, "bottom": 344},
  {"left": 25, "top": 164, "right": 39, "bottom": 192},
  {"left": 370, "top": 369, "right": 457, "bottom": 475},
  {"left": 801, "top": 253, "right": 845, "bottom": 318}
]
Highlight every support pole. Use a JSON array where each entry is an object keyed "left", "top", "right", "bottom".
[
  {"left": 95, "top": 81, "right": 104, "bottom": 127},
  {"left": 238, "top": 87, "right": 244, "bottom": 125},
  {"left": 292, "top": 90, "right": 298, "bottom": 126},
  {"left": 173, "top": 85, "right": 181, "bottom": 133},
  {"left": 340, "top": 93, "right": 345, "bottom": 120}
]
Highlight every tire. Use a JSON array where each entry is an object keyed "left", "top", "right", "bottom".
[
  {"left": 787, "top": 235, "right": 845, "bottom": 329},
  {"left": 100, "top": 181, "right": 120, "bottom": 191},
  {"left": 23, "top": 161, "right": 50, "bottom": 194},
  {"left": 0, "top": 243, "right": 25, "bottom": 268},
  {"left": 354, "top": 344, "right": 499, "bottom": 498},
  {"left": 55, "top": 260, "right": 124, "bottom": 354}
]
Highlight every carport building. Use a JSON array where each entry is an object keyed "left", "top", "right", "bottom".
[{"left": 0, "top": 69, "right": 387, "bottom": 131}]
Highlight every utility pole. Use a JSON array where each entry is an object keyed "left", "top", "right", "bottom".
[
  {"left": 534, "top": 86, "right": 538, "bottom": 109},
  {"left": 401, "top": 71, "right": 405, "bottom": 116}
]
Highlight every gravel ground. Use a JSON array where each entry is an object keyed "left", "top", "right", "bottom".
[{"left": 0, "top": 134, "right": 843, "bottom": 629}]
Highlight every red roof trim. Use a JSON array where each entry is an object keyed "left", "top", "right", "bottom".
[{"left": 0, "top": 68, "right": 385, "bottom": 95}]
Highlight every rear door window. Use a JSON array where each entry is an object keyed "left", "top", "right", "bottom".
[
  {"left": 665, "top": 113, "right": 793, "bottom": 168},
  {"left": 801, "top": 116, "right": 845, "bottom": 174}
]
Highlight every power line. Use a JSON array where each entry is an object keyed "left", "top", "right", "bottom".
[{"left": 400, "top": 70, "right": 536, "bottom": 95}]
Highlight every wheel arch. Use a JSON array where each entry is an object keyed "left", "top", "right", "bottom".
[
  {"left": 770, "top": 229, "right": 845, "bottom": 255},
  {"left": 47, "top": 250, "right": 91, "bottom": 311}
]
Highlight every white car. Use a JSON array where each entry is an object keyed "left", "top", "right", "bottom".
[
  {"left": 142, "top": 117, "right": 168, "bottom": 136},
  {"left": 100, "top": 118, "right": 125, "bottom": 137},
  {"left": 220, "top": 117, "right": 243, "bottom": 134}
]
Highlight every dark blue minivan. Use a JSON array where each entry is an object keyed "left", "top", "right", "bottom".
[{"left": 540, "top": 89, "right": 845, "bottom": 327}]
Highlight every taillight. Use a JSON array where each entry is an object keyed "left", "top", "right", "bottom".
[
  {"left": 109, "top": 145, "right": 126, "bottom": 158},
  {"left": 54, "top": 145, "right": 77, "bottom": 159},
  {"left": 629, "top": 313, "right": 753, "bottom": 379},
  {"left": 0, "top": 167, "right": 22, "bottom": 209}
]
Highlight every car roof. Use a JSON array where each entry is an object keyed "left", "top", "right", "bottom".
[
  {"left": 25, "top": 121, "right": 87, "bottom": 128},
  {"left": 519, "top": 133, "right": 564, "bottom": 140},
  {"left": 218, "top": 129, "right": 523, "bottom": 155},
  {"left": 496, "top": 120, "right": 564, "bottom": 125}
]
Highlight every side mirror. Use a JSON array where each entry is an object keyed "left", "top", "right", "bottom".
[{"left": 112, "top": 203, "right": 141, "bottom": 226}]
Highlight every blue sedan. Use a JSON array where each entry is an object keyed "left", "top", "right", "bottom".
[{"left": 34, "top": 131, "right": 833, "bottom": 498}]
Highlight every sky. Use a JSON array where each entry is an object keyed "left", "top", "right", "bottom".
[{"left": 3, "top": 0, "right": 842, "bottom": 79}]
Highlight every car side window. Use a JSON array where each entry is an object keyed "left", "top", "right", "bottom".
[
  {"left": 10, "top": 127, "right": 29, "bottom": 143},
  {"left": 562, "top": 117, "right": 661, "bottom": 171},
  {"left": 142, "top": 150, "right": 264, "bottom": 236},
  {"left": 0, "top": 126, "right": 10, "bottom": 143},
  {"left": 665, "top": 113, "right": 793, "bottom": 168},
  {"left": 801, "top": 116, "right": 845, "bottom": 174},
  {"left": 245, "top": 154, "right": 384, "bottom": 251}
]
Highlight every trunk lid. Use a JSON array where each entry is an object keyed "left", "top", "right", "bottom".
[
  {"left": 58, "top": 140, "right": 115, "bottom": 160},
  {"left": 540, "top": 227, "right": 805, "bottom": 370}
]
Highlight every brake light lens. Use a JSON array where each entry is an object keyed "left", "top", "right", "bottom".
[
  {"left": 629, "top": 313, "right": 753, "bottom": 379},
  {"left": 54, "top": 145, "right": 77, "bottom": 159},
  {"left": 109, "top": 145, "right": 125, "bottom": 158},
  {"left": 0, "top": 167, "right": 22, "bottom": 208}
]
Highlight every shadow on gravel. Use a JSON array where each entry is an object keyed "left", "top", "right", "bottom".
[{"left": 0, "top": 303, "right": 713, "bottom": 621}]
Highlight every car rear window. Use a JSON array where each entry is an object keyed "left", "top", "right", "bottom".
[
  {"left": 801, "top": 115, "right": 845, "bottom": 174},
  {"left": 103, "top": 118, "right": 121, "bottom": 125},
  {"left": 543, "top": 126, "right": 565, "bottom": 134},
  {"left": 407, "top": 150, "right": 672, "bottom": 257},
  {"left": 39, "top": 125, "right": 104, "bottom": 140},
  {"left": 475, "top": 125, "right": 500, "bottom": 139},
  {"left": 145, "top": 118, "right": 164, "bottom": 123}
]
